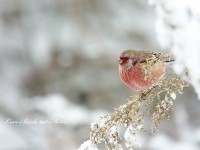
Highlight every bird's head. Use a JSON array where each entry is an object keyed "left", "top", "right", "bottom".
[{"left": 118, "top": 50, "right": 139, "bottom": 69}]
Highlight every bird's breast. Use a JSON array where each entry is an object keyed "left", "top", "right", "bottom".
[{"left": 119, "top": 63, "right": 165, "bottom": 91}]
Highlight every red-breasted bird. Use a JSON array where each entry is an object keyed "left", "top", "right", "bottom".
[{"left": 118, "top": 49, "right": 174, "bottom": 91}]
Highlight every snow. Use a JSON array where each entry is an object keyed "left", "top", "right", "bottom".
[
  {"left": 34, "top": 94, "right": 108, "bottom": 125},
  {"left": 149, "top": 128, "right": 200, "bottom": 150},
  {"left": 150, "top": 0, "right": 200, "bottom": 99},
  {"left": 170, "top": 93, "right": 176, "bottom": 100},
  {"left": 0, "top": 122, "right": 27, "bottom": 149},
  {"left": 78, "top": 140, "right": 99, "bottom": 150},
  {"left": 149, "top": 97, "right": 200, "bottom": 150},
  {"left": 124, "top": 125, "right": 141, "bottom": 149}
]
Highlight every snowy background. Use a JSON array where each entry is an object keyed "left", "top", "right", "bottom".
[{"left": 0, "top": 0, "right": 200, "bottom": 150}]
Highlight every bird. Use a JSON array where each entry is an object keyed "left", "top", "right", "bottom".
[{"left": 118, "top": 49, "right": 174, "bottom": 91}]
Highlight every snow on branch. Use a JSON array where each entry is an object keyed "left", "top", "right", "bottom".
[
  {"left": 150, "top": 0, "right": 200, "bottom": 99},
  {"left": 78, "top": 67, "right": 187, "bottom": 150}
]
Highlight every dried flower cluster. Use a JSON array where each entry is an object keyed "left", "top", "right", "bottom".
[
  {"left": 140, "top": 52, "right": 172, "bottom": 81},
  {"left": 78, "top": 55, "right": 188, "bottom": 150}
]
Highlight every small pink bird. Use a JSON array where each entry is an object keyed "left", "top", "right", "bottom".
[{"left": 118, "top": 49, "right": 173, "bottom": 91}]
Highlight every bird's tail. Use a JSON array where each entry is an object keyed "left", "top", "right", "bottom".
[{"left": 164, "top": 59, "right": 175, "bottom": 63}]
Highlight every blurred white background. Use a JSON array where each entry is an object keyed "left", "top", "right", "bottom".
[{"left": 0, "top": 0, "right": 199, "bottom": 150}]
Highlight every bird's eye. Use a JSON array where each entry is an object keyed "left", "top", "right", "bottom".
[
  {"left": 118, "top": 57, "right": 129, "bottom": 64},
  {"left": 120, "top": 57, "right": 129, "bottom": 60}
]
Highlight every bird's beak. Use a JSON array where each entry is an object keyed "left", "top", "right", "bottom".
[{"left": 117, "top": 59, "right": 123, "bottom": 64}]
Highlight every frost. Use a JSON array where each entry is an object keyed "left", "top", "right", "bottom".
[
  {"left": 170, "top": 93, "right": 176, "bottom": 100},
  {"left": 124, "top": 125, "right": 141, "bottom": 149},
  {"left": 78, "top": 140, "right": 98, "bottom": 150},
  {"left": 110, "top": 126, "right": 117, "bottom": 135},
  {"left": 150, "top": 0, "right": 200, "bottom": 99}
]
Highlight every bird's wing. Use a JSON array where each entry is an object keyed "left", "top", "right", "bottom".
[{"left": 139, "top": 51, "right": 174, "bottom": 63}]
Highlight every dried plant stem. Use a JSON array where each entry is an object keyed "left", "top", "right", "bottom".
[
  {"left": 80, "top": 54, "right": 188, "bottom": 150},
  {"left": 88, "top": 69, "right": 187, "bottom": 150}
]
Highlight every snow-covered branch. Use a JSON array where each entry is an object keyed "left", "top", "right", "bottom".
[
  {"left": 78, "top": 64, "right": 187, "bottom": 149},
  {"left": 150, "top": 0, "right": 200, "bottom": 99}
]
